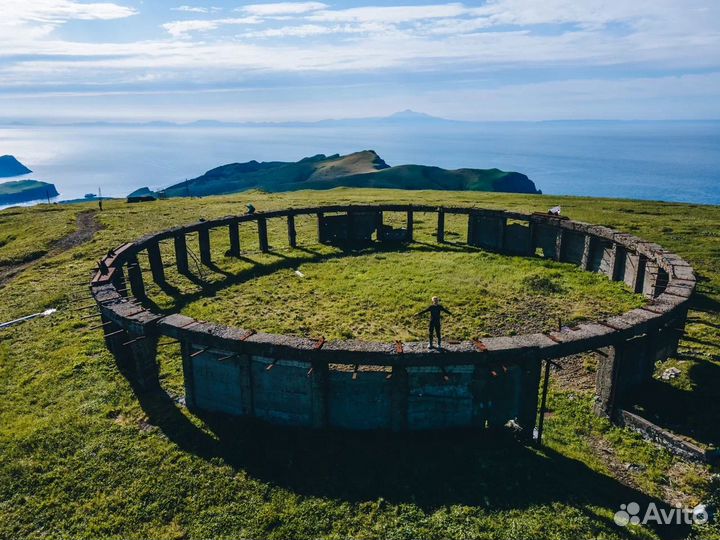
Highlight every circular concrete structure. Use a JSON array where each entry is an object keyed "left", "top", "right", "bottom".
[{"left": 90, "top": 204, "right": 695, "bottom": 438}]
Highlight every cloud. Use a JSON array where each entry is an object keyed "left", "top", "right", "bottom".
[
  {"left": 239, "top": 2, "right": 328, "bottom": 16},
  {"left": 308, "top": 3, "right": 468, "bottom": 23},
  {"left": 3, "top": 0, "right": 136, "bottom": 24},
  {"left": 2, "top": 0, "right": 720, "bottom": 121},
  {"left": 171, "top": 5, "right": 221, "bottom": 14},
  {"left": 162, "top": 16, "right": 261, "bottom": 37}
]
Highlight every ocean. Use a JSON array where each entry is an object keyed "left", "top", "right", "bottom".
[{"left": 1, "top": 120, "right": 718, "bottom": 208}]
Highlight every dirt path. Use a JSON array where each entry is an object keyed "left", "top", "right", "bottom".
[{"left": 0, "top": 210, "right": 101, "bottom": 288}]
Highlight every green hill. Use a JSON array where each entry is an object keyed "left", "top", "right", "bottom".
[
  {"left": 160, "top": 150, "right": 540, "bottom": 197},
  {"left": 0, "top": 155, "right": 32, "bottom": 178},
  {"left": 0, "top": 179, "right": 58, "bottom": 205}
]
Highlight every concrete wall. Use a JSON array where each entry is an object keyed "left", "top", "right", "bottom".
[{"left": 91, "top": 204, "right": 696, "bottom": 437}]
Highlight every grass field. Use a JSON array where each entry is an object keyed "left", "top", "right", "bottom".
[
  {"left": 175, "top": 243, "right": 644, "bottom": 342},
  {"left": 0, "top": 188, "right": 719, "bottom": 539}
]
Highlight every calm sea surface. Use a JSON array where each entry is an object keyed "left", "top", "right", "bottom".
[{"left": 1, "top": 121, "right": 718, "bottom": 207}]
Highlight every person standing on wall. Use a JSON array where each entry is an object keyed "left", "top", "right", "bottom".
[{"left": 417, "top": 296, "right": 452, "bottom": 349}]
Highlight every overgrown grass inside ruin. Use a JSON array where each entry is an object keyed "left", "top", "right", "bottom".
[{"left": 177, "top": 248, "right": 645, "bottom": 342}]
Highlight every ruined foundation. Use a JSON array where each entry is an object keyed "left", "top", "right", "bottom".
[{"left": 90, "top": 205, "right": 695, "bottom": 441}]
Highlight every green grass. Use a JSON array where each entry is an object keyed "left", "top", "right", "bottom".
[
  {"left": 177, "top": 248, "right": 644, "bottom": 342},
  {"left": 1, "top": 188, "right": 719, "bottom": 539},
  {"left": 0, "top": 204, "right": 81, "bottom": 265}
]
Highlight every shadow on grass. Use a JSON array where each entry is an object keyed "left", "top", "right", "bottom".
[
  {"left": 132, "top": 384, "right": 688, "bottom": 540},
  {"left": 626, "top": 290, "right": 720, "bottom": 447},
  {"left": 628, "top": 354, "right": 720, "bottom": 447},
  {"left": 145, "top": 241, "right": 485, "bottom": 314}
]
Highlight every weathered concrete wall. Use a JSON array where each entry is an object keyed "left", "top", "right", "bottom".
[
  {"left": 503, "top": 221, "right": 532, "bottom": 255},
  {"left": 533, "top": 223, "right": 560, "bottom": 259},
  {"left": 91, "top": 204, "right": 696, "bottom": 438},
  {"left": 467, "top": 213, "right": 505, "bottom": 251},
  {"left": 560, "top": 230, "right": 585, "bottom": 265}
]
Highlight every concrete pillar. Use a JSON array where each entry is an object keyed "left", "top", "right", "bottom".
[
  {"left": 127, "top": 334, "right": 160, "bottom": 391},
  {"left": 174, "top": 234, "right": 189, "bottom": 274},
  {"left": 126, "top": 255, "right": 145, "bottom": 299},
  {"left": 580, "top": 235, "right": 593, "bottom": 270},
  {"left": 346, "top": 210, "right": 355, "bottom": 242},
  {"left": 593, "top": 345, "right": 620, "bottom": 418},
  {"left": 102, "top": 314, "right": 127, "bottom": 357},
  {"left": 287, "top": 214, "right": 297, "bottom": 248},
  {"left": 496, "top": 216, "right": 507, "bottom": 252},
  {"left": 198, "top": 228, "right": 212, "bottom": 266},
  {"left": 634, "top": 255, "right": 647, "bottom": 294},
  {"left": 643, "top": 260, "right": 660, "bottom": 298},
  {"left": 594, "top": 334, "right": 653, "bottom": 418},
  {"left": 180, "top": 340, "right": 196, "bottom": 410},
  {"left": 605, "top": 243, "right": 618, "bottom": 279},
  {"left": 611, "top": 244, "right": 625, "bottom": 281},
  {"left": 229, "top": 221, "right": 241, "bottom": 257},
  {"left": 147, "top": 241, "right": 165, "bottom": 283},
  {"left": 258, "top": 216, "right": 269, "bottom": 252},
  {"left": 111, "top": 323, "right": 159, "bottom": 392},
  {"left": 406, "top": 210, "right": 414, "bottom": 242},
  {"left": 517, "top": 355, "right": 542, "bottom": 439},
  {"left": 554, "top": 228, "right": 564, "bottom": 261},
  {"left": 527, "top": 221, "right": 536, "bottom": 256},
  {"left": 437, "top": 208, "right": 445, "bottom": 243},
  {"left": 316, "top": 212, "right": 324, "bottom": 243},
  {"left": 389, "top": 366, "right": 409, "bottom": 431},
  {"left": 309, "top": 361, "right": 328, "bottom": 428},
  {"left": 467, "top": 212, "right": 476, "bottom": 245},
  {"left": 112, "top": 266, "right": 128, "bottom": 298}
]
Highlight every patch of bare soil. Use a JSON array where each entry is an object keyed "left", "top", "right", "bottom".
[
  {"left": 552, "top": 353, "right": 597, "bottom": 393},
  {"left": 0, "top": 210, "right": 101, "bottom": 288}
]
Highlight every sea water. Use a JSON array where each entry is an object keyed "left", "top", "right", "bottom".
[{"left": 1, "top": 120, "right": 718, "bottom": 207}]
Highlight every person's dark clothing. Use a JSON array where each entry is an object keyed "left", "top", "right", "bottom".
[
  {"left": 418, "top": 304, "right": 452, "bottom": 346},
  {"left": 429, "top": 319, "right": 441, "bottom": 345}
]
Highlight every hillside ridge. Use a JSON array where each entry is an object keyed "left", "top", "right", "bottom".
[{"left": 160, "top": 150, "right": 540, "bottom": 197}]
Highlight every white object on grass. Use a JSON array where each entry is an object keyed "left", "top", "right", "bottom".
[
  {"left": 0, "top": 308, "right": 57, "bottom": 330},
  {"left": 295, "top": 270, "right": 305, "bottom": 278},
  {"left": 549, "top": 205, "right": 561, "bottom": 215}
]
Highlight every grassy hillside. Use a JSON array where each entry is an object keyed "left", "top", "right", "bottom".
[
  {"left": 0, "top": 179, "right": 58, "bottom": 205},
  {"left": 161, "top": 151, "right": 540, "bottom": 197},
  {"left": 0, "top": 189, "right": 719, "bottom": 540}
]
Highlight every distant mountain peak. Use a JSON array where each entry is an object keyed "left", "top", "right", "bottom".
[{"left": 388, "top": 109, "right": 435, "bottom": 119}]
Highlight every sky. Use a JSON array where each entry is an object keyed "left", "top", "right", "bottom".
[{"left": 1, "top": 0, "right": 719, "bottom": 122}]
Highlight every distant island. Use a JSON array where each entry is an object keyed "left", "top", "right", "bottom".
[
  {"left": 0, "top": 180, "right": 59, "bottom": 205},
  {"left": 0, "top": 155, "right": 32, "bottom": 178},
  {"left": 157, "top": 150, "right": 540, "bottom": 198}
]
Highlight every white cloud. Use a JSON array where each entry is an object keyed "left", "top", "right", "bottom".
[
  {"left": 239, "top": 2, "right": 327, "bottom": 16},
  {"left": 308, "top": 3, "right": 467, "bottom": 23},
  {"left": 162, "top": 16, "right": 261, "bottom": 37},
  {"left": 2, "top": 0, "right": 720, "bottom": 121},
  {"left": 2, "top": 0, "right": 136, "bottom": 23},
  {"left": 171, "top": 5, "right": 221, "bottom": 14},
  {"left": 243, "top": 22, "right": 388, "bottom": 38}
]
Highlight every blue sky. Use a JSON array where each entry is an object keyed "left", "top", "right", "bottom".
[{"left": 2, "top": 0, "right": 719, "bottom": 121}]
